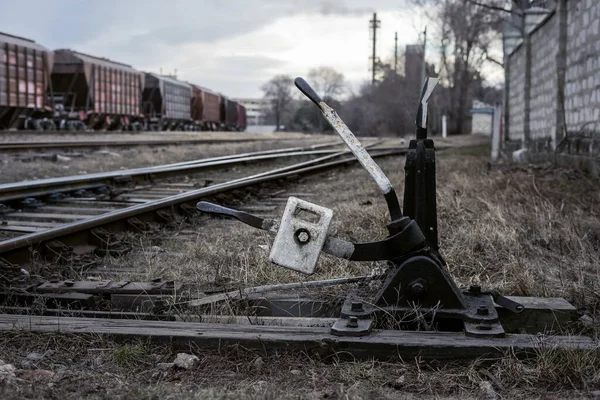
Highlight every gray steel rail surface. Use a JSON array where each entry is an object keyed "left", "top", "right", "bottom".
[
  {"left": 0, "top": 141, "right": 347, "bottom": 203},
  {"left": 0, "top": 137, "right": 305, "bottom": 153},
  {"left": 0, "top": 147, "right": 404, "bottom": 266}
]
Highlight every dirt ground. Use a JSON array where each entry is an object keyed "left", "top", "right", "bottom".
[{"left": 1, "top": 135, "right": 600, "bottom": 399}]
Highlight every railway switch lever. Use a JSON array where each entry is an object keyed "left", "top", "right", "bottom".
[{"left": 197, "top": 76, "right": 523, "bottom": 339}]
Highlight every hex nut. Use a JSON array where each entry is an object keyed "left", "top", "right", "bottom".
[
  {"left": 408, "top": 279, "right": 428, "bottom": 297},
  {"left": 347, "top": 316, "right": 359, "bottom": 328},
  {"left": 294, "top": 228, "right": 311, "bottom": 244},
  {"left": 476, "top": 306, "right": 489, "bottom": 315}
]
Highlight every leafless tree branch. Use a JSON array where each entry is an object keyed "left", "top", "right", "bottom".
[{"left": 463, "top": 0, "right": 515, "bottom": 15}]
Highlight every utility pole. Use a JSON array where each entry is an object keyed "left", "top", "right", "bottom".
[
  {"left": 394, "top": 32, "right": 398, "bottom": 73},
  {"left": 369, "top": 13, "right": 381, "bottom": 84}
]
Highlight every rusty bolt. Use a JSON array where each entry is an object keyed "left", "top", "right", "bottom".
[
  {"left": 476, "top": 306, "right": 489, "bottom": 315},
  {"left": 351, "top": 302, "right": 363, "bottom": 312},
  {"left": 294, "top": 228, "right": 311, "bottom": 244},
  {"left": 347, "top": 316, "right": 359, "bottom": 328}
]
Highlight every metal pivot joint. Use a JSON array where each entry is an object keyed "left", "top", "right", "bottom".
[{"left": 196, "top": 76, "right": 523, "bottom": 340}]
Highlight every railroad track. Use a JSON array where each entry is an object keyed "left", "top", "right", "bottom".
[
  {"left": 0, "top": 137, "right": 304, "bottom": 153},
  {"left": 0, "top": 137, "right": 593, "bottom": 361},
  {"left": 0, "top": 140, "right": 344, "bottom": 205},
  {"left": 0, "top": 140, "right": 399, "bottom": 269},
  {"left": 0, "top": 139, "right": 404, "bottom": 329}
]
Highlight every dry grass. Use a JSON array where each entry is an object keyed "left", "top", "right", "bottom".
[
  {"left": 2, "top": 135, "right": 600, "bottom": 398},
  {"left": 105, "top": 137, "right": 600, "bottom": 316},
  {"left": 0, "top": 332, "right": 598, "bottom": 399}
]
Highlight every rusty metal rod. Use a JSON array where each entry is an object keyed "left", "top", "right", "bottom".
[{"left": 187, "top": 275, "right": 378, "bottom": 307}]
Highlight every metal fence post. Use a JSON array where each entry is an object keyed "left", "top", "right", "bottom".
[{"left": 492, "top": 106, "right": 502, "bottom": 161}]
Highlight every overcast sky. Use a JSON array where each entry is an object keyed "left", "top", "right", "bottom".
[{"left": 0, "top": 0, "right": 501, "bottom": 99}]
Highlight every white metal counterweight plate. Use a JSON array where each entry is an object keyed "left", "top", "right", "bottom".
[{"left": 269, "top": 197, "right": 333, "bottom": 275}]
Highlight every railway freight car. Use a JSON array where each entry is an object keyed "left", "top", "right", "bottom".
[
  {"left": 237, "top": 103, "right": 247, "bottom": 131},
  {"left": 220, "top": 96, "right": 239, "bottom": 131},
  {"left": 143, "top": 73, "right": 193, "bottom": 131},
  {"left": 50, "top": 50, "right": 144, "bottom": 130},
  {"left": 0, "top": 32, "right": 54, "bottom": 130},
  {"left": 190, "top": 84, "right": 221, "bottom": 131}
]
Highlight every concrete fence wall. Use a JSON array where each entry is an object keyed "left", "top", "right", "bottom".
[
  {"left": 504, "top": 0, "right": 600, "bottom": 165},
  {"left": 564, "top": 0, "right": 600, "bottom": 132},
  {"left": 529, "top": 13, "right": 558, "bottom": 142},
  {"left": 507, "top": 43, "right": 527, "bottom": 141}
]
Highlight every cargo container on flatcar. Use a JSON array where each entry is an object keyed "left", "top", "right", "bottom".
[
  {"left": 236, "top": 103, "right": 247, "bottom": 131},
  {"left": 0, "top": 32, "right": 54, "bottom": 130},
  {"left": 143, "top": 73, "right": 192, "bottom": 131},
  {"left": 190, "top": 84, "right": 221, "bottom": 131},
  {"left": 50, "top": 49, "right": 143, "bottom": 130}
]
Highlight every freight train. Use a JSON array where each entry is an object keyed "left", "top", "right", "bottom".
[{"left": 0, "top": 32, "right": 247, "bottom": 131}]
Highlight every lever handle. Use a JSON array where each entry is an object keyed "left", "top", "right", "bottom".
[
  {"left": 294, "top": 76, "right": 402, "bottom": 221},
  {"left": 294, "top": 77, "right": 323, "bottom": 110},
  {"left": 415, "top": 77, "right": 439, "bottom": 139},
  {"left": 197, "top": 201, "right": 269, "bottom": 231},
  {"left": 197, "top": 202, "right": 425, "bottom": 261}
]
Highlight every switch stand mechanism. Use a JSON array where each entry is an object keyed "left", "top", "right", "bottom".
[{"left": 197, "top": 77, "right": 523, "bottom": 339}]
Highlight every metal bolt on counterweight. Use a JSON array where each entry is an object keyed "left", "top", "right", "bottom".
[
  {"left": 347, "top": 316, "right": 359, "bottom": 328},
  {"left": 294, "top": 229, "right": 311, "bottom": 244}
]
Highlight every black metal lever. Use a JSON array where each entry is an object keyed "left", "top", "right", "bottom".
[
  {"left": 196, "top": 201, "right": 277, "bottom": 231},
  {"left": 197, "top": 201, "right": 426, "bottom": 261}
]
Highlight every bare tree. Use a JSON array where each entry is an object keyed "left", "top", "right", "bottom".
[
  {"left": 339, "top": 63, "right": 416, "bottom": 137},
  {"left": 305, "top": 66, "right": 345, "bottom": 132},
  {"left": 307, "top": 66, "right": 346, "bottom": 101},
  {"left": 413, "top": 0, "right": 507, "bottom": 134},
  {"left": 413, "top": 0, "right": 550, "bottom": 134},
  {"left": 261, "top": 75, "right": 294, "bottom": 131}
]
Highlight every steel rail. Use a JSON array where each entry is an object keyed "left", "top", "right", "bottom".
[
  {"left": 0, "top": 143, "right": 352, "bottom": 203},
  {"left": 0, "top": 137, "right": 310, "bottom": 152},
  {"left": 0, "top": 148, "right": 404, "bottom": 266}
]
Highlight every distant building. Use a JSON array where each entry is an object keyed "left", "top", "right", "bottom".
[
  {"left": 234, "top": 98, "right": 270, "bottom": 126},
  {"left": 470, "top": 100, "right": 494, "bottom": 136},
  {"left": 405, "top": 44, "right": 424, "bottom": 86}
]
